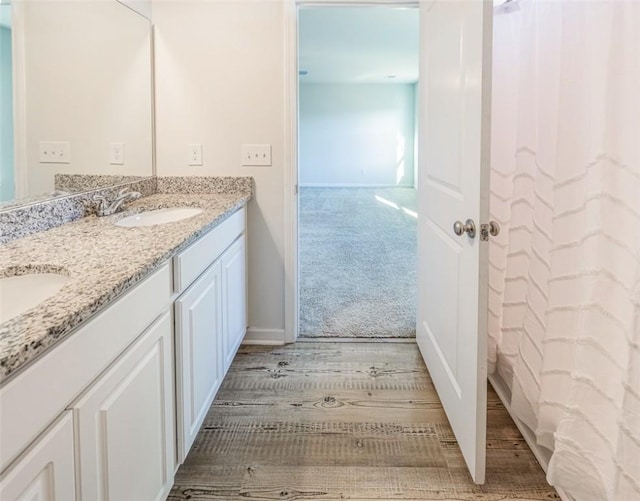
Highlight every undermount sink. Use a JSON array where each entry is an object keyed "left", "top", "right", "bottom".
[
  {"left": 0, "top": 272, "right": 70, "bottom": 324},
  {"left": 115, "top": 207, "right": 203, "bottom": 228}
]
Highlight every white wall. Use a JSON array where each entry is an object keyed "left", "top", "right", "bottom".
[
  {"left": 119, "top": 0, "right": 152, "bottom": 20},
  {"left": 21, "top": 0, "right": 152, "bottom": 196},
  {"left": 299, "top": 83, "right": 415, "bottom": 186},
  {"left": 153, "top": 0, "right": 286, "bottom": 339}
]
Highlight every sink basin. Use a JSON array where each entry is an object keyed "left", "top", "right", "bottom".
[
  {"left": 0, "top": 273, "right": 70, "bottom": 323},
  {"left": 115, "top": 207, "right": 203, "bottom": 228}
]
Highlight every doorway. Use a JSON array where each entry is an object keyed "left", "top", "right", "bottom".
[
  {"left": 284, "top": 0, "right": 494, "bottom": 485},
  {"left": 296, "top": 5, "right": 419, "bottom": 339}
]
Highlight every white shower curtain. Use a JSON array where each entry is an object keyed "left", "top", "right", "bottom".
[{"left": 489, "top": 1, "right": 640, "bottom": 500}]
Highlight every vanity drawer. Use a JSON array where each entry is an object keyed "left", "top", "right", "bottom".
[
  {"left": 174, "top": 207, "right": 245, "bottom": 293},
  {"left": 0, "top": 263, "right": 172, "bottom": 474}
]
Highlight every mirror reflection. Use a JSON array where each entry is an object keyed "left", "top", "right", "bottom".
[
  {"left": 1, "top": 2, "right": 13, "bottom": 203},
  {"left": 0, "top": 0, "right": 153, "bottom": 208}
]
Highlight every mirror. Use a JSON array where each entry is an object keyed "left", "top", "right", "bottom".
[{"left": 0, "top": 0, "right": 153, "bottom": 209}]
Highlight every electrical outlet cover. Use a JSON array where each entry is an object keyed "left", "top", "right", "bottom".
[
  {"left": 188, "top": 144, "right": 203, "bottom": 166},
  {"left": 110, "top": 143, "right": 125, "bottom": 165}
]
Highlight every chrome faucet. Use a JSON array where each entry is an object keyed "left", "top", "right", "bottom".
[{"left": 94, "top": 187, "right": 141, "bottom": 216}]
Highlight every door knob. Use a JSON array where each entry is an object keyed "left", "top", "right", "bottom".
[
  {"left": 480, "top": 221, "right": 501, "bottom": 241},
  {"left": 453, "top": 219, "right": 476, "bottom": 238}
]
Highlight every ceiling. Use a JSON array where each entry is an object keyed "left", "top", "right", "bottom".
[{"left": 298, "top": 6, "right": 419, "bottom": 84}]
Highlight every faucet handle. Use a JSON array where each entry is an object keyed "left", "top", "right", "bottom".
[
  {"left": 116, "top": 187, "right": 131, "bottom": 198},
  {"left": 92, "top": 194, "right": 109, "bottom": 215},
  {"left": 93, "top": 193, "right": 108, "bottom": 206}
]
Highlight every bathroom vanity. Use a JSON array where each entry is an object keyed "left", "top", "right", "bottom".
[{"left": 0, "top": 184, "right": 250, "bottom": 500}]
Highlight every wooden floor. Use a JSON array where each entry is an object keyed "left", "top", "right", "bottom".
[{"left": 168, "top": 342, "right": 559, "bottom": 500}]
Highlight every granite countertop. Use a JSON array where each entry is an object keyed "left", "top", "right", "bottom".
[{"left": 0, "top": 192, "right": 250, "bottom": 384}]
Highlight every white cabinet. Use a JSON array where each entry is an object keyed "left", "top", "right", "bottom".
[
  {"left": 175, "top": 261, "right": 224, "bottom": 461},
  {"left": 174, "top": 209, "right": 247, "bottom": 462},
  {"left": 0, "top": 264, "right": 172, "bottom": 501},
  {"left": 0, "top": 264, "right": 172, "bottom": 474},
  {"left": 71, "top": 311, "right": 175, "bottom": 501},
  {"left": 0, "top": 206, "right": 248, "bottom": 499},
  {"left": 0, "top": 411, "right": 76, "bottom": 501},
  {"left": 222, "top": 236, "right": 247, "bottom": 372}
]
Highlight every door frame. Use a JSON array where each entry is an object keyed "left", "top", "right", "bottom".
[{"left": 283, "top": 0, "right": 421, "bottom": 343}]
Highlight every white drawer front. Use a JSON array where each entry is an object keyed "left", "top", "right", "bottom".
[
  {"left": 174, "top": 207, "right": 245, "bottom": 294},
  {"left": 0, "top": 264, "right": 171, "bottom": 473}
]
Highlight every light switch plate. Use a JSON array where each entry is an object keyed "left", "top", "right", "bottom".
[
  {"left": 241, "top": 144, "right": 271, "bottom": 166},
  {"left": 39, "top": 142, "right": 70, "bottom": 164}
]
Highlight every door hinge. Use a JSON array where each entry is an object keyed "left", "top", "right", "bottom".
[{"left": 294, "top": 184, "right": 298, "bottom": 196}]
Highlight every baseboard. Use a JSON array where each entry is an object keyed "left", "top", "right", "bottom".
[
  {"left": 299, "top": 183, "right": 414, "bottom": 188},
  {"left": 488, "top": 374, "right": 574, "bottom": 501},
  {"left": 297, "top": 336, "right": 416, "bottom": 343},
  {"left": 242, "top": 327, "right": 286, "bottom": 345}
]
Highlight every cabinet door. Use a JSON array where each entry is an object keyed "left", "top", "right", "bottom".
[
  {"left": 175, "top": 260, "right": 223, "bottom": 462},
  {"left": 72, "top": 312, "right": 175, "bottom": 501},
  {"left": 222, "top": 235, "right": 247, "bottom": 372},
  {"left": 0, "top": 411, "right": 75, "bottom": 501}
]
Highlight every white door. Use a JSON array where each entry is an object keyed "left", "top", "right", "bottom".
[
  {"left": 0, "top": 412, "right": 76, "bottom": 501},
  {"left": 417, "top": 0, "right": 492, "bottom": 484},
  {"left": 175, "top": 260, "right": 224, "bottom": 462},
  {"left": 72, "top": 312, "right": 175, "bottom": 501},
  {"left": 222, "top": 235, "right": 247, "bottom": 372}
]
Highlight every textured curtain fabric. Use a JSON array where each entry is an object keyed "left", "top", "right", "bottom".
[{"left": 489, "top": 1, "right": 640, "bottom": 499}]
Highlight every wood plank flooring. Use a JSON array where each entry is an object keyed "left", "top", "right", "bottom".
[{"left": 168, "top": 342, "right": 559, "bottom": 500}]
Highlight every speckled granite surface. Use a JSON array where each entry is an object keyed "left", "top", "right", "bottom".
[
  {"left": 0, "top": 188, "right": 251, "bottom": 384},
  {"left": 0, "top": 178, "right": 156, "bottom": 245},
  {"left": 157, "top": 176, "right": 252, "bottom": 194},
  {"left": 55, "top": 174, "right": 151, "bottom": 193}
]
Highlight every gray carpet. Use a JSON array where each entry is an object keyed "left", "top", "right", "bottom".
[{"left": 299, "top": 187, "right": 417, "bottom": 338}]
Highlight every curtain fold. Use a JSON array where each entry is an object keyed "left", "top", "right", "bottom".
[{"left": 489, "top": 1, "right": 640, "bottom": 499}]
